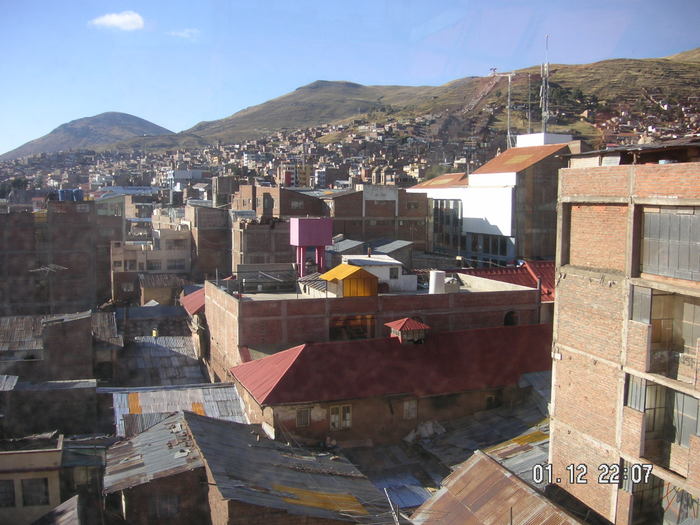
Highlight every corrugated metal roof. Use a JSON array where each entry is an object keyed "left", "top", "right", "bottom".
[
  {"left": 411, "top": 451, "right": 582, "bottom": 525},
  {"left": 102, "top": 383, "right": 247, "bottom": 437},
  {"left": 472, "top": 143, "right": 568, "bottom": 174},
  {"left": 183, "top": 412, "right": 391, "bottom": 522},
  {"left": 91, "top": 312, "right": 123, "bottom": 347},
  {"left": 15, "top": 379, "right": 97, "bottom": 391},
  {"left": 374, "top": 240, "right": 413, "bottom": 254},
  {"left": 457, "top": 260, "right": 555, "bottom": 303},
  {"left": 0, "top": 316, "right": 44, "bottom": 352},
  {"left": 118, "top": 336, "right": 205, "bottom": 387},
  {"left": 327, "top": 239, "right": 365, "bottom": 253},
  {"left": 103, "top": 412, "right": 204, "bottom": 493},
  {"left": 138, "top": 273, "right": 186, "bottom": 289},
  {"left": 232, "top": 324, "right": 552, "bottom": 406},
  {"left": 410, "top": 172, "right": 468, "bottom": 189}
]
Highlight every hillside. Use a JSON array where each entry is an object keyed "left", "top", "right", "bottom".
[{"left": 0, "top": 112, "right": 173, "bottom": 160}]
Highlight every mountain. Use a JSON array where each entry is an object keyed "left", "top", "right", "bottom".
[
  {"left": 0, "top": 112, "right": 173, "bottom": 160},
  {"left": 128, "top": 51, "right": 700, "bottom": 149}
]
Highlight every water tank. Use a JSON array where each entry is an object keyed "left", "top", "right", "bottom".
[
  {"left": 429, "top": 270, "right": 446, "bottom": 294},
  {"left": 72, "top": 189, "right": 84, "bottom": 202},
  {"left": 58, "top": 189, "right": 72, "bottom": 202}
]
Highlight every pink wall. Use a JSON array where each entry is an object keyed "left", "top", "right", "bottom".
[{"left": 290, "top": 217, "right": 333, "bottom": 246}]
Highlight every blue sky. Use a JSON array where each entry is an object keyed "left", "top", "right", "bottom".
[{"left": 2, "top": 0, "right": 698, "bottom": 155}]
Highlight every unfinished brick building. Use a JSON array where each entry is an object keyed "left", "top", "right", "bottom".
[{"left": 550, "top": 144, "right": 700, "bottom": 524}]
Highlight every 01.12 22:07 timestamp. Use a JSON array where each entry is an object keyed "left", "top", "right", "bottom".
[{"left": 532, "top": 463, "right": 653, "bottom": 485}]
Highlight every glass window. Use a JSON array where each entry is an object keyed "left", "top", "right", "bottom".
[
  {"left": 296, "top": 408, "right": 310, "bottom": 427},
  {"left": 341, "top": 405, "right": 352, "bottom": 429},
  {"left": 389, "top": 267, "right": 399, "bottom": 279},
  {"left": 0, "top": 480, "right": 15, "bottom": 508},
  {"left": 330, "top": 405, "right": 352, "bottom": 430},
  {"left": 21, "top": 478, "right": 48, "bottom": 506},
  {"left": 625, "top": 374, "right": 646, "bottom": 412},
  {"left": 146, "top": 260, "right": 161, "bottom": 271},
  {"left": 330, "top": 406, "right": 340, "bottom": 430}
]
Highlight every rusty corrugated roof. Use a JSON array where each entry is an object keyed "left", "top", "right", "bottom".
[
  {"left": 410, "top": 172, "right": 468, "bottom": 189},
  {"left": 473, "top": 143, "right": 569, "bottom": 174},
  {"left": 411, "top": 451, "right": 582, "bottom": 524}
]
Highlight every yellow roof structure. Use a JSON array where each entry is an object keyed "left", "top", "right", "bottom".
[{"left": 320, "top": 263, "right": 368, "bottom": 281}]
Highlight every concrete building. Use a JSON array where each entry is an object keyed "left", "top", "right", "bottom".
[
  {"left": 408, "top": 135, "right": 582, "bottom": 265},
  {"left": 0, "top": 433, "right": 63, "bottom": 524},
  {"left": 184, "top": 203, "right": 230, "bottom": 280},
  {"left": 549, "top": 146, "right": 700, "bottom": 524}
]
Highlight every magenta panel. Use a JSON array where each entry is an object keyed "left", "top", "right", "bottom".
[{"left": 290, "top": 217, "right": 333, "bottom": 246}]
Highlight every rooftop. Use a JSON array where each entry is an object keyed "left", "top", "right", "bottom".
[
  {"left": 99, "top": 383, "right": 247, "bottom": 437},
  {"left": 184, "top": 412, "right": 391, "bottom": 522},
  {"left": 472, "top": 143, "right": 569, "bottom": 174},
  {"left": 103, "top": 412, "right": 203, "bottom": 493},
  {"left": 232, "top": 324, "right": 552, "bottom": 406},
  {"left": 118, "top": 336, "right": 205, "bottom": 387},
  {"left": 409, "top": 172, "right": 468, "bottom": 189}
]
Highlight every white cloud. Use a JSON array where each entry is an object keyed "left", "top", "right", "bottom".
[
  {"left": 89, "top": 11, "right": 144, "bottom": 31},
  {"left": 168, "top": 28, "right": 200, "bottom": 41}
]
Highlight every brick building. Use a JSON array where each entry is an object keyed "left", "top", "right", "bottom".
[
  {"left": 231, "top": 324, "right": 552, "bottom": 445},
  {"left": 204, "top": 270, "right": 540, "bottom": 381},
  {"left": 0, "top": 201, "right": 110, "bottom": 315},
  {"left": 185, "top": 203, "right": 231, "bottom": 280},
  {"left": 549, "top": 146, "right": 700, "bottom": 524}
]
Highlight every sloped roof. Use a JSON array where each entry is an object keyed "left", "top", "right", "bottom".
[
  {"left": 183, "top": 412, "right": 390, "bottom": 521},
  {"left": 138, "top": 273, "right": 186, "bottom": 289},
  {"left": 103, "top": 412, "right": 203, "bottom": 494},
  {"left": 99, "top": 383, "right": 247, "bottom": 437},
  {"left": 472, "top": 143, "right": 568, "bottom": 174},
  {"left": 320, "top": 264, "right": 376, "bottom": 282},
  {"left": 384, "top": 318, "right": 431, "bottom": 331},
  {"left": 119, "top": 336, "right": 205, "bottom": 386},
  {"left": 180, "top": 287, "right": 205, "bottom": 316},
  {"left": 410, "top": 172, "right": 468, "bottom": 189},
  {"left": 457, "top": 260, "right": 555, "bottom": 302},
  {"left": 411, "top": 451, "right": 581, "bottom": 525},
  {"left": 232, "top": 324, "right": 552, "bottom": 406}
]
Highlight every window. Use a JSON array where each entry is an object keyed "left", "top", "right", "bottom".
[
  {"left": 125, "top": 259, "right": 136, "bottom": 271},
  {"left": 671, "top": 391, "right": 699, "bottom": 447},
  {"left": 625, "top": 374, "right": 646, "bottom": 412},
  {"left": 407, "top": 201, "right": 419, "bottom": 209},
  {"left": 0, "top": 480, "right": 14, "bottom": 507},
  {"left": 330, "top": 405, "right": 351, "bottom": 430},
  {"left": 389, "top": 267, "right": 399, "bottom": 279},
  {"left": 167, "top": 259, "right": 186, "bottom": 270},
  {"left": 296, "top": 408, "right": 310, "bottom": 427},
  {"left": 146, "top": 260, "right": 161, "bottom": 271},
  {"left": 641, "top": 207, "right": 700, "bottom": 281},
  {"left": 290, "top": 200, "right": 304, "bottom": 209},
  {"left": 403, "top": 399, "right": 417, "bottom": 419},
  {"left": 121, "top": 282, "right": 134, "bottom": 292},
  {"left": 112, "top": 260, "right": 122, "bottom": 269},
  {"left": 22, "top": 478, "right": 48, "bottom": 506},
  {"left": 644, "top": 382, "right": 666, "bottom": 435}
]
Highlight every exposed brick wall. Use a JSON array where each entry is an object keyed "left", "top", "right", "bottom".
[
  {"left": 625, "top": 320, "right": 650, "bottom": 372},
  {"left": 550, "top": 422, "right": 618, "bottom": 522},
  {"left": 552, "top": 350, "right": 618, "bottom": 447},
  {"left": 123, "top": 469, "right": 210, "bottom": 525},
  {"left": 568, "top": 204, "right": 628, "bottom": 271},
  {"left": 620, "top": 406, "right": 644, "bottom": 458},
  {"left": 560, "top": 166, "right": 632, "bottom": 197},
  {"left": 615, "top": 490, "right": 633, "bottom": 525},
  {"left": 555, "top": 272, "right": 625, "bottom": 362},
  {"left": 633, "top": 163, "right": 700, "bottom": 199}
]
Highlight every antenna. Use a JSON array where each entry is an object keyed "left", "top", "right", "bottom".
[{"left": 540, "top": 35, "right": 550, "bottom": 133}]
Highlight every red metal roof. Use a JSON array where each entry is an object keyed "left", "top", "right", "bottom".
[
  {"left": 457, "top": 261, "right": 555, "bottom": 303},
  {"left": 231, "top": 324, "right": 552, "bottom": 406},
  {"left": 472, "top": 143, "right": 568, "bottom": 174},
  {"left": 180, "top": 288, "right": 205, "bottom": 316},
  {"left": 384, "top": 318, "right": 431, "bottom": 331}
]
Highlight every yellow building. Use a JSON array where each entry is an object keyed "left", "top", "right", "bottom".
[{"left": 320, "top": 264, "right": 378, "bottom": 297}]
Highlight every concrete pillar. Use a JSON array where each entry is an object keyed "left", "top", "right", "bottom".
[
  {"left": 296, "top": 246, "right": 305, "bottom": 277},
  {"left": 315, "top": 246, "right": 325, "bottom": 273}
]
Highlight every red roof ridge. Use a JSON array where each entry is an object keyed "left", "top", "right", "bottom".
[{"left": 234, "top": 344, "right": 307, "bottom": 405}]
